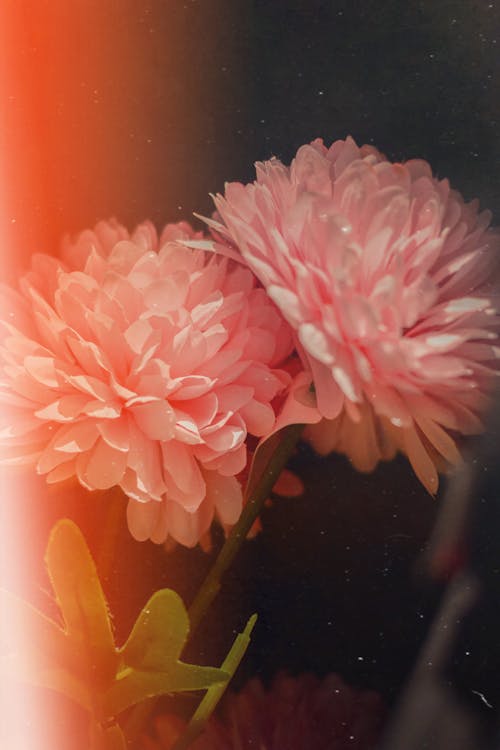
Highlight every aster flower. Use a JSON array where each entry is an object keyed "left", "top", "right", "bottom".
[
  {"left": 0, "top": 220, "right": 294, "bottom": 546},
  {"left": 141, "top": 672, "right": 384, "bottom": 750},
  {"left": 209, "top": 137, "right": 500, "bottom": 492}
]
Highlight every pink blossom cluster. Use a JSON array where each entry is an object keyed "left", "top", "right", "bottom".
[
  {"left": 0, "top": 220, "right": 293, "bottom": 546},
  {"left": 211, "top": 137, "right": 500, "bottom": 492},
  {"left": 1, "top": 136, "right": 499, "bottom": 546}
]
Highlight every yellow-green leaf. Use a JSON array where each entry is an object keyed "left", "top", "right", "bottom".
[
  {"left": 112, "top": 588, "right": 230, "bottom": 717},
  {"left": 45, "top": 519, "right": 117, "bottom": 686},
  {"left": 1, "top": 517, "right": 246, "bottom": 733},
  {"left": 0, "top": 588, "right": 77, "bottom": 671},
  {"left": 120, "top": 589, "right": 189, "bottom": 671},
  {"left": 0, "top": 589, "right": 91, "bottom": 708},
  {"left": 102, "top": 664, "right": 228, "bottom": 717}
]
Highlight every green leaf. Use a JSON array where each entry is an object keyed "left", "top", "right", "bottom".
[
  {"left": 245, "top": 431, "right": 282, "bottom": 501},
  {"left": 107, "top": 588, "right": 229, "bottom": 717},
  {"left": 120, "top": 589, "right": 189, "bottom": 670},
  {"left": 0, "top": 588, "right": 77, "bottom": 671},
  {"left": 21, "top": 666, "right": 91, "bottom": 710},
  {"left": 102, "top": 663, "right": 228, "bottom": 717},
  {"left": 0, "top": 517, "right": 233, "bottom": 730},
  {"left": 45, "top": 519, "right": 117, "bottom": 687},
  {"left": 244, "top": 423, "right": 304, "bottom": 503},
  {"left": 0, "top": 587, "right": 91, "bottom": 709}
]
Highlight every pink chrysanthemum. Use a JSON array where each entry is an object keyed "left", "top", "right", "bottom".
[
  {"left": 210, "top": 137, "right": 500, "bottom": 492},
  {"left": 0, "top": 220, "right": 293, "bottom": 546},
  {"left": 141, "top": 672, "right": 384, "bottom": 750}
]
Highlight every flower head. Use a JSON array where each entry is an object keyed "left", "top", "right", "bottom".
[
  {"left": 0, "top": 220, "right": 293, "bottom": 546},
  {"left": 142, "top": 672, "right": 384, "bottom": 750},
  {"left": 211, "top": 137, "right": 500, "bottom": 491}
]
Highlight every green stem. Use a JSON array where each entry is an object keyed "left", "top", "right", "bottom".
[
  {"left": 188, "top": 422, "right": 304, "bottom": 636},
  {"left": 95, "top": 486, "right": 125, "bottom": 583},
  {"left": 91, "top": 489, "right": 127, "bottom": 747},
  {"left": 123, "top": 423, "right": 303, "bottom": 746}
]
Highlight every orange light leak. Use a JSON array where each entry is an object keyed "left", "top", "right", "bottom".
[
  {"left": 0, "top": 7, "right": 44, "bottom": 748},
  {"left": 0, "top": 3, "right": 249, "bottom": 746},
  {"left": 0, "top": 5, "right": 180, "bottom": 748}
]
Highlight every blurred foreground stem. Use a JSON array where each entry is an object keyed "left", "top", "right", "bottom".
[
  {"left": 188, "top": 422, "right": 304, "bottom": 636},
  {"left": 171, "top": 614, "right": 257, "bottom": 750}
]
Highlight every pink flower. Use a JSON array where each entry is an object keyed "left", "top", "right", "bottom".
[
  {"left": 210, "top": 137, "right": 500, "bottom": 492},
  {"left": 141, "top": 672, "right": 384, "bottom": 750},
  {"left": 0, "top": 220, "right": 293, "bottom": 546}
]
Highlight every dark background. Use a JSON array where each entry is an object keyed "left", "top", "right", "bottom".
[
  {"left": 2, "top": 1, "right": 499, "bottom": 272},
  {"left": 1, "top": 0, "right": 500, "bottom": 745}
]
